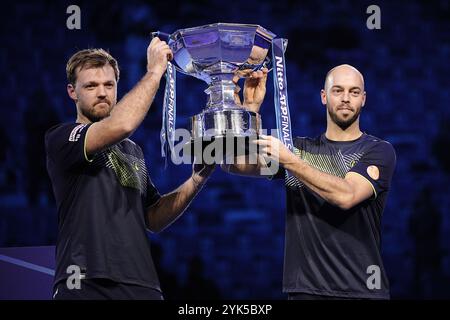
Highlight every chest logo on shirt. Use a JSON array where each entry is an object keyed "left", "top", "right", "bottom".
[{"left": 93, "top": 146, "right": 148, "bottom": 195}]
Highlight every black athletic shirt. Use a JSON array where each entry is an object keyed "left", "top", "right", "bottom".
[
  {"left": 45, "top": 123, "right": 161, "bottom": 291},
  {"left": 278, "top": 133, "right": 396, "bottom": 299}
]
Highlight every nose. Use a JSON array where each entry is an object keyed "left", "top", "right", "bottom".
[
  {"left": 342, "top": 91, "right": 350, "bottom": 103},
  {"left": 96, "top": 85, "right": 107, "bottom": 99}
]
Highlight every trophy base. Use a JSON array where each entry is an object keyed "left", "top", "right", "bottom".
[
  {"left": 191, "top": 108, "right": 261, "bottom": 139},
  {"left": 182, "top": 135, "right": 261, "bottom": 165},
  {"left": 178, "top": 108, "right": 261, "bottom": 164}
]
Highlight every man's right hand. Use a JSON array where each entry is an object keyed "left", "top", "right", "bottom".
[{"left": 146, "top": 37, "right": 173, "bottom": 77}]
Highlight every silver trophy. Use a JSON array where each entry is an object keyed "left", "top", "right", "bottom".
[{"left": 155, "top": 23, "right": 278, "bottom": 161}]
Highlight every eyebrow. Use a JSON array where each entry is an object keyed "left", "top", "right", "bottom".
[
  {"left": 331, "top": 85, "right": 362, "bottom": 91},
  {"left": 83, "top": 81, "right": 98, "bottom": 86},
  {"left": 82, "top": 80, "right": 115, "bottom": 86}
]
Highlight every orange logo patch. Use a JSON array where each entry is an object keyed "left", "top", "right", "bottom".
[{"left": 367, "top": 165, "right": 379, "bottom": 180}]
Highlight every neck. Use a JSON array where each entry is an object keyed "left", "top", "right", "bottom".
[
  {"left": 76, "top": 115, "right": 91, "bottom": 124},
  {"left": 76, "top": 106, "right": 92, "bottom": 124},
  {"left": 325, "top": 119, "right": 362, "bottom": 141}
]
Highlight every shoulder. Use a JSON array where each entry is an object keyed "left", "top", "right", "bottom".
[
  {"left": 293, "top": 135, "right": 321, "bottom": 151},
  {"left": 293, "top": 135, "right": 320, "bottom": 145},
  {"left": 45, "top": 123, "right": 68, "bottom": 137},
  {"left": 45, "top": 122, "right": 88, "bottom": 141},
  {"left": 362, "top": 134, "right": 396, "bottom": 154},
  {"left": 360, "top": 134, "right": 397, "bottom": 167}
]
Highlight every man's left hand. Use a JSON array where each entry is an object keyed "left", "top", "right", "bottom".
[
  {"left": 192, "top": 161, "right": 216, "bottom": 186},
  {"left": 254, "top": 135, "right": 297, "bottom": 167}
]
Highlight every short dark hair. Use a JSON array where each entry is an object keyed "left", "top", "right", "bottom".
[{"left": 66, "top": 48, "right": 120, "bottom": 85}]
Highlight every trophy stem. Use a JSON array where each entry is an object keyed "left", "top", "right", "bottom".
[{"left": 205, "top": 76, "right": 239, "bottom": 109}]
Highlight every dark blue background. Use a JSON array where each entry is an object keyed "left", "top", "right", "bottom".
[{"left": 0, "top": 0, "right": 449, "bottom": 299}]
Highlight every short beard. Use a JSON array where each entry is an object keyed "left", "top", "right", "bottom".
[
  {"left": 328, "top": 105, "right": 361, "bottom": 130},
  {"left": 80, "top": 100, "right": 112, "bottom": 123},
  {"left": 81, "top": 107, "right": 108, "bottom": 122}
]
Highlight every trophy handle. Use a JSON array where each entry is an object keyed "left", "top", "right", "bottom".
[
  {"left": 151, "top": 31, "right": 184, "bottom": 72},
  {"left": 262, "top": 38, "right": 288, "bottom": 72},
  {"left": 151, "top": 31, "right": 170, "bottom": 41}
]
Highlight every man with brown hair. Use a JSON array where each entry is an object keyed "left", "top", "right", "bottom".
[{"left": 46, "top": 38, "right": 214, "bottom": 299}]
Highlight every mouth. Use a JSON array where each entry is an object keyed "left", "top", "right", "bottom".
[
  {"left": 337, "top": 107, "right": 353, "bottom": 112},
  {"left": 95, "top": 102, "right": 110, "bottom": 107}
]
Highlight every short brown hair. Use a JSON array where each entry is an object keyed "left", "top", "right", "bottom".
[{"left": 66, "top": 48, "right": 120, "bottom": 85}]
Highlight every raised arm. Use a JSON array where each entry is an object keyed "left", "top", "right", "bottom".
[{"left": 84, "top": 37, "right": 172, "bottom": 157}]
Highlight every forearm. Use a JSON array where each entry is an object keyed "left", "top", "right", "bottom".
[
  {"left": 221, "top": 154, "right": 276, "bottom": 177},
  {"left": 283, "top": 155, "right": 356, "bottom": 209},
  {"left": 146, "top": 173, "right": 208, "bottom": 232},
  {"left": 221, "top": 163, "right": 260, "bottom": 176},
  {"left": 106, "top": 71, "right": 162, "bottom": 134}
]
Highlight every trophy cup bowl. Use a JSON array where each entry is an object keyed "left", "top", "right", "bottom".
[{"left": 156, "top": 23, "right": 276, "bottom": 162}]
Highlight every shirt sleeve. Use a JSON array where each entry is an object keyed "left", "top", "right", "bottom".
[
  {"left": 349, "top": 141, "right": 396, "bottom": 198},
  {"left": 45, "top": 123, "right": 93, "bottom": 171},
  {"left": 144, "top": 175, "right": 161, "bottom": 209}
]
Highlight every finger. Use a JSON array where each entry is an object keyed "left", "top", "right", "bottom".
[
  {"left": 257, "top": 79, "right": 267, "bottom": 89},
  {"left": 260, "top": 146, "right": 274, "bottom": 157},
  {"left": 153, "top": 40, "right": 168, "bottom": 51},
  {"left": 258, "top": 72, "right": 268, "bottom": 86},
  {"left": 234, "top": 95, "right": 242, "bottom": 105},
  {"left": 163, "top": 48, "right": 173, "bottom": 61},
  {"left": 250, "top": 70, "right": 264, "bottom": 79},
  {"left": 152, "top": 41, "right": 169, "bottom": 54},
  {"left": 253, "top": 139, "right": 270, "bottom": 146},
  {"left": 159, "top": 47, "right": 173, "bottom": 60},
  {"left": 150, "top": 37, "right": 161, "bottom": 45},
  {"left": 263, "top": 135, "right": 279, "bottom": 143},
  {"left": 155, "top": 41, "right": 169, "bottom": 51}
]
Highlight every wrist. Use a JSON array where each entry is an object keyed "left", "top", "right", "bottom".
[
  {"left": 242, "top": 103, "right": 261, "bottom": 113},
  {"left": 191, "top": 173, "right": 209, "bottom": 188},
  {"left": 145, "top": 68, "right": 165, "bottom": 81},
  {"left": 283, "top": 152, "right": 301, "bottom": 170}
]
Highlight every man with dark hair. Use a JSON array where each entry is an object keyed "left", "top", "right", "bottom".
[
  {"left": 225, "top": 64, "right": 396, "bottom": 299},
  {"left": 46, "top": 38, "right": 214, "bottom": 299}
]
